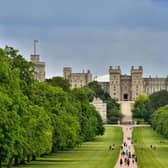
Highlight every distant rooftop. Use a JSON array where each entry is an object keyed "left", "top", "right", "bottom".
[
  {"left": 94, "top": 74, "right": 109, "bottom": 82},
  {"left": 94, "top": 74, "right": 168, "bottom": 83}
]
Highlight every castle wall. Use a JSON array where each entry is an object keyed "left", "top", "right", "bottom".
[
  {"left": 144, "top": 77, "right": 168, "bottom": 95},
  {"left": 91, "top": 98, "right": 107, "bottom": 123},
  {"left": 120, "top": 75, "right": 132, "bottom": 101},
  {"left": 63, "top": 67, "right": 92, "bottom": 88},
  {"left": 64, "top": 66, "right": 168, "bottom": 101}
]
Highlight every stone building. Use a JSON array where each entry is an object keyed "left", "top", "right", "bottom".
[
  {"left": 63, "top": 67, "right": 92, "bottom": 88},
  {"left": 91, "top": 98, "right": 107, "bottom": 123},
  {"left": 30, "top": 54, "right": 45, "bottom": 81},
  {"left": 96, "top": 66, "right": 168, "bottom": 101}
]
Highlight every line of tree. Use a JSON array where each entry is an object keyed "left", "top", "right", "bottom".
[
  {"left": 151, "top": 105, "right": 168, "bottom": 138},
  {"left": 87, "top": 81, "right": 122, "bottom": 123},
  {"left": 0, "top": 47, "right": 104, "bottom": 168},
  {"left": 132, "top": 90, "right": 168, "bottom": 123}
]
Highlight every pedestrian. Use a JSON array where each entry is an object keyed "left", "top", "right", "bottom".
[
  {"left": 124, "top": 157, "right": 127, "bottom": 166},
  {"left": 126, "top": 149, "right": 128, "bottom": 156},
  {"left": 120, "top": 158, "right": 123, "bottom": 166},
  {"left": 121, "top": 145, "right": 123, "bottom": 150},
  {"left": 127, "top": 158, "right": 130, "bottom": 166}
]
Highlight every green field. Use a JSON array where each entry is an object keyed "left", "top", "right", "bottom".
[
  {"left": 133, "top": 127, "right": 168, "bottom": 168},
  {"left": 15, "top": 126, "right": 122, "bottom": 168}
]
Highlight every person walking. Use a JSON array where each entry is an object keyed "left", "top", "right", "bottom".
[
  {"left": 120, "top": 158, "right": 123, "bottom": 166},
  {"left": 127, "top": 158, "right": 130, "bottom": 166}
]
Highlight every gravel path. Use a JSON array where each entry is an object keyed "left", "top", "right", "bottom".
[{"left": 114, "top": 101, "right": 138, "bottom": 168}]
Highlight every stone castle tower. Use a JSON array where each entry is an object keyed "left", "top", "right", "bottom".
[
  {"left": 30, "top": 54, "right": 45, "bottom": 81},
  {"left": 63, "top": 67, "right": 92, "bottom": 88},
  {"left": 131, "top": 66, "right": 144, "bottom": 100},
  {"left": 109, "top": 66, "right": 144, "bottom": 101},
  {"left": 109, "top": 66, "right": 121, "bottom": 100}
]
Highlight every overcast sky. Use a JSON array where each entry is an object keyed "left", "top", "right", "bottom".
[{"left": 1, "top": 0, "right": 168, "bottom": 78}]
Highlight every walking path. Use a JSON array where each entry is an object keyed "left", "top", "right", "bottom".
[{"left": 114, "top": 101, "right": 138, "bottom": 168}]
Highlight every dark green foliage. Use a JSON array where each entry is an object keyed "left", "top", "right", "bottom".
[
  {"left": 105, "top": 98, "right": 121, "bottom": 124},
  {"left": 151, "top": 105, "right": 168, "bottom": 138},
  {"left": 71, "top": 88, "right": 104, "bottom": 141},
  {"left": 132, "top": 95, "right": 149, "bottom": 119},
  {"left": 29, "top": 82, "right": 81, "bottom": 151},
  {"left": 88, "top": 81, "right": 110, "bottom": 100},
  {"left": 133, "top": 91, "right": 168, "bottom": 123},
  {"left": 148, "top": 90, "right": 168, "bottom": 118},
  {"left": 88, "top": 81, "right": 121, "bottom": 123},
  {"left": 0, "top": 47, "right": 104, "bottom": 167},
  {"left": 4, "top": 46, "right": 35, "bottom": 96},
  {"left": 46, "top": 76, "right": 70, "bottom": 91}
]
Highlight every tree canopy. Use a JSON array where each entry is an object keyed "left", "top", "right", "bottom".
[
  {"left": 132, "top": 90, "right": 168, "bottom": 123},
  {"left": 88, "top": 81, "right": 121, "bottom": 123},
  {"left": 152, "top": 105, "right": 168, "bottom": 138},
  {"left": 0, "top": 47, "right": 104, "bottom": 168}
]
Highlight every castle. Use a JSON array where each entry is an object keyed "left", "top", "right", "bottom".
[
  {"left": 63, "top": 67, "right": 92, "bottom": 88},
  {"left": 30, "top": 54, "right": 45, "bottom": 81},
  {"left": 64, "top": 66, "right": 168, "bottom": 101}
]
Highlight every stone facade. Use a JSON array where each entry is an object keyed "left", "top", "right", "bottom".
[
  {"left": 98, "top": 66, "right": 168, "bottom": 101},
  {"left": 91, "top": 98, "right": 107, "bottom": 123},
  {"left": 63, "top": 67, "right": 92, "bottom": 88},
  {"left": 30, "top": 54, "right": 45, "bottom": 81}
]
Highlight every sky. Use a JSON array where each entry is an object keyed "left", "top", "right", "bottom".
[{"left": 1, "top": 0, "right": 168, "bottom": 78}]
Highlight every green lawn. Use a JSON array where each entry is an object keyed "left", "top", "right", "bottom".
[
  {"left": 133, "top": 127, "right": 168, "bottom": 168},
  {"left": 15, "top": 126, "right": 122, "bottom": 168}
]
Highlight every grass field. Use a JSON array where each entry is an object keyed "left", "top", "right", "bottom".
[
  {"left": 133, "top": 127, "right": 168, "bottom": 168},
  {"left": 15, "top": 126, "right": 122, "bottom": 168}
]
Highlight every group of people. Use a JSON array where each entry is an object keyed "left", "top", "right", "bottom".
[
  {"left": 119, "top": 127, "right": 137, "bottom": 167},
  {"left": 119, "top": 148, "right": 137, "bottom": 167}
]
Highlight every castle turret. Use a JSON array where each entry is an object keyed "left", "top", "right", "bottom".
[
  {"left": 30, "top": 54, "right": 45, "bottom": 81},
  {"left": 63, "top": 67, "right": 72, "bottom": 80},
  {"left": 109, "top": 66, "right": 121, "bottom": 101},
  {"left": 131, "top": 66, "right": 143, "bottom": 100},
  {"left": 86, "top": 70, "right": 92, "bottom": 84},
  {"left": 31, "top": 54, "right": 40, "bottom": 63}
]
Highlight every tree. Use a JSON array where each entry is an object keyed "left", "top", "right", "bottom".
[
  {"left": 71, "top": 88, "right": 104, "bottom": 141},
  {"left": 0, "top": 47, "right": 53, "bottom": 167},
  {"left": 4, "top": 46, "right": 35, "bottom": 96},
  {"left": 0, "top": 91, "right": 21, "bottom": 168},
  {"left": 0, "top": 48, "right": 22, "bottom": 168},
  {"left": 152, "top": 105, "right": 168, "bottom": 138},
  {"left": 46, "top": 76, "right": 70, "bottom": 92},
  {"left": 132, "top": 94, "right": 149, "bottom": 119},
  {"left": 88, "top": 81, "right": 121, "bottom": 123},
  {"left": 30, "top": 82, "right": 80, "bottom": 151},
  {"left": 145, "top": 90, "right": 168, "bottom": 122}
]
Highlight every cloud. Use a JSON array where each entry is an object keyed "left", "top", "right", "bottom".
[{"left": 1, "top": 0, "right": 168, "bottom": 78}]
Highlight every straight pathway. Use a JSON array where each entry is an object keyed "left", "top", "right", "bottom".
[{"left": 114, "top": 101, "right": 138, "bottom": 168}]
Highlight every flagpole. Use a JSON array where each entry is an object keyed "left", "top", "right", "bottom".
[{"left": 34, "top": 40, "right": 39, "bottom": 55}]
